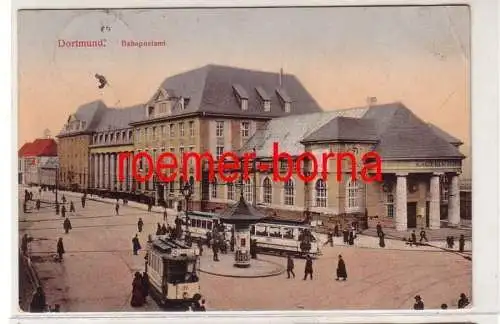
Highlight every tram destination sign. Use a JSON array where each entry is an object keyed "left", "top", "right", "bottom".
[{"left": 415, "top": 160, "right": 461, "bottom": 168}]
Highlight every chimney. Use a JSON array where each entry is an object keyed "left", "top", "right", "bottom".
[{"left": 279, "top": 68, "right": 283, "bottom": 87}]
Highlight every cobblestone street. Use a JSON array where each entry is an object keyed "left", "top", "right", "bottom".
[{"left": 19, "top": 189, "right": 472, "bottom": 312}]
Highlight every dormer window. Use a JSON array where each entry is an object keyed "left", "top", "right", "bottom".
[
  {"left": 233, "top": 84, "right": 249, "bottom": 111},
  {"left": 256, "top": 87, "right": 271, "bottom": 112},
  {"left": 148, "top": 106, "right": 155, "bottom": 117},
  {"left": 276, "top": 88, "right": 291, "bottom": 113}
]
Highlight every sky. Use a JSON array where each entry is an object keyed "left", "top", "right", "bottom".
[{"left": 17, "top": 6, "right": 471, "bottom": 175}]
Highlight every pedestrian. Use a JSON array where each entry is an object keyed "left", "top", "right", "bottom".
[
  {"left": 147, "top": 201, "right": 152, "bottom": 212},
  {"left": 286, "top": 254, "right": 295, "bottom": 279},
  {"left": 413, "top": 295, "right": 424, "bottom": 310},
  {"left": 115, "top": 202, "right": 120, "bottom": 215},
  {"left": 212, "top": 242, "right": 219, "bottom": 262},
  {"left": 141, "top": 271, "right": 150, "bottom": 299},
  {"left": 161, "top": 223, "right": 167, "bottom": 235},
  {"left": 63, "top": 217, "right": 72, "bottom": 234},
  {"left": 333, "top": 223, "right": 340, "bottom": 237},
  {"left": 419, "top": 228, "right": 428, "bottom": 243},
  {"left": 21, "top": 233, "right": 29, "bottom": 255},
  {"left": 199, "top": 299, "right": 206, "bottom": 311},
  {"left": 410, "top": 230, "right": 417, "bottom": 247},
  {"left": 324, "top": 230, "right": 334, "bottom": 247},
  {"left": 449, "top": 236, "right": 455, "bottom": 249},
  {"left": 56, "top": 237, "right": 65, "bottom": 261},
  {"left": 441, "top": 304, "right": 448, "bottom": 309},
  {"left": 29, "top": 286, "right": 47, "bottom": 313},
  {"left": 130, "top": 272, "right": 145, "bottom": 307},
  {"left": 230, "top": 235, "right": 235, "bottom": 252},
  {"left": 62, "top": 195, "right": 66, "bottom": 204},
  {"left": 336, "top": 254, "right": 347, "bottom": 281},
  {"left": 376, "top": 222, "right": 382, "bottom": 237},
  {"left": 61, "top": 205, "right": 66, "bottom": 218},
  {"left": 137, "top": 218, "right": 144, "bottom": 233},
  {"left": 69, "top": 201, "right": 75, "bottom": 213},
  {"left": 163, "top": 208, "right": 168, "bottom": 222},
  {"left": 342, "top": 228, "right": 349, "bottom": 244},
  {"left": 348, "top": 229, "right": 354, "bottom": 245},
  {"left": 156, "top": 223, "right": 162, "bottom": 236},
  {"left": 132, "top": 234, "right": 141, "bottom": 255},
  {"left": 379, "top": 231, "right": 386, "bottom": 248},
  {"left": 458, "top": 293, "right": 469, "bottom": 309},
  {"left": 81, "top": 195, "right": 86, "bottom": 208},
  {"left": 459, "top": 234, "right": 465, "bottom": 253},
  {"left": 206, "top": 232, "right": 212, "bottom": 248},
  {"left": 36, "top": 199, "right": 40, "bottom": 211},
  {"left": 197, "top": 240, "right": 203, "bottom": 256},
  {"left": 303, "top": 255, "right": 313, "bottom": 280}
]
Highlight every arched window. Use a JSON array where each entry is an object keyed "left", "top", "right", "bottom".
[
  {"left": 284, "top": 179, "right": 295, "bottom": 206},
  {"left": 263, "top": 177, "right": 272, "bottom": 204},
  {"left": 227, "top": 182, "right": 235, "bottom": 201},
  {"left": 315, "top": 179, "right": 327, "bottom": 207},
  {"left": 346, "top": 179, "right": 361, "bottom": 212},
  {"left": 211, "top": 178, "right": 217, "bottom": 199},
  {"left": 244, "top": 180, "right": 253, "bottom": 203}
]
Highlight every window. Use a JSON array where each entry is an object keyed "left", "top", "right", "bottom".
[
  {"left": 104, "top": 134, "right": 108, "bottom": 143},
  {"left": 170, "top": 124, "right": 175, "bottom": 137},
  {"left": 216, "top": 146, "right": 224, "bottom": 160},
  {"left": 116, "top": 133, "right": 121, "bottom": 142},
  {"left": 227, "top": 182, "right": 235, "bottom": 200},
  {"left": 129, "top": 131, "right": 132, "bottom": 141},
  {"left": 284, "top": 179, "right": 295, "bottom": 206},
  {"left": 244, "top": 180, "right": 253, "bottom": 202},
  {"left": 211, "top": 178, "right": 217, "bottom": 199},
  {"left": 216, "top": 121, "right": 224, "bottom": 138},
  {"left": 179, "top": 147, "right": 184, "bottom": 163},
  {"left": 346, "top": 179, "right": 361, "bottom": 211},
  {"left": 152, "top": 127, "right": 156, "bottom": 140},
  {"left": 161, "top": 125, "right": 166, "bottom": 136},
  {"left": 189, "top": 121, "right": 194, "bottom": 137},
  {"left": 241, "top": 121, "right": 250, "bottom": 138},
  {"left": 279, "top": 159, "right": 289, "bottom": 172},
  {"left": 179, "top": 123, "right": 185, "bottom": 137},
  {"left": 263, "top": 177, "right": 272, "bottom": 204},
  {"left": 160, "top": 102, "right": 167, "bottom": 114},
  {"left": 384, "top": 191, "right": 394, "bottom": 218},
  {"left": 315, "top": 179, "right": 327, "bottom": 207}
]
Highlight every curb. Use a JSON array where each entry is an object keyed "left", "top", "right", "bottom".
[{"left": 199, "top": 259, "right": 286, "bottom": 278}]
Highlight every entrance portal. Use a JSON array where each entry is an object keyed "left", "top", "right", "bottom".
[{"left": 407, "top": 202, "right": 417, "bottom": 228}]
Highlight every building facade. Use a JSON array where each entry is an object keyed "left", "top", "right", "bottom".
[{"left": 18, "top": 138, "right": 58, "bottom": 186}]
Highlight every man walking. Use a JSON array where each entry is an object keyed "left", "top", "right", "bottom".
[
  {"left": 286, "top": 254, "right": 295, "bottom": 279},
  {"left": 132, "top": 234, "right": 141, "bottom": 255},
  {"left": 336, "top": 254, "right": 347, "bottom": 281},
  {"left": 115, "top": 202, "right": 120, "bottom": 215},
  {"left": 323, "top": 230, "right": 334, "bottom": 247},
  {"left": 303, "top": 255, "right": 313, "bottom": 280},
  {"left": 376, "top": 222, "right": 382, "bottom": 237},
  {"left": 137, "top": 218, "right": 144, "bottom": 233},
  {"left": 419, "top": 228, "right": 428, "bottom": 243},
  {"left": 459, "top": 234, "right": 465, "bottom": 253},
  {"left": 56, "top": 238, "right": 65, "bottom": 261},
  {"left": 63, "top": 217, "right": 72, "bottom": 234}
]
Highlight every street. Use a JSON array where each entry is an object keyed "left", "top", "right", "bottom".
[{"left": 19, "top": 189, "right": 472, "bottom": 311}]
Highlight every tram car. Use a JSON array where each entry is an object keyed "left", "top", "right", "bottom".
[
  {"left": 146, "top": 235, "right": 202, "bottom": 308},
  {"left": 180, "top": 211, "right": 321, "bottom": 257}
]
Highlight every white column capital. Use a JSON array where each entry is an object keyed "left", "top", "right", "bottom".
[
  {"left": 432, "top": 172, "right": 444, "bottom": 177},
  {"left": 396, "top": 172, "right": 409, "bottom": 177}
]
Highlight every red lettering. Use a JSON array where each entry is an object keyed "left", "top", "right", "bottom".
[
  {"left": 321, "top": 152, "right": 336, "bottom": 181},
  {"left": 296, "top": 152, "right": 318, "bottom": 183},
  {"left": 272, "top": 142, "right": 293, "bottom": 182},
  {"left": 182, "top": 151, "right": 215, "bottom": 182},
  {"left": 336, "top": 152, "right": 356, "bottom": 182},
  {"left": 361, "top": 152, "right": 382, "bottom": 183},
  {"left": 156, "top": 152, "right": 178, "bottom": 183},
  {"left": 218, "top": 152, "right": 240, "bottom": 183},
  {"left": 132, "top": 152, "right": 153, "bottom": 183},
  {"left": 242, "top": 151, "right": 256, "bottom": 181},
  {"left": 117, "top": 152, "right": 131, "bottom": 182}
]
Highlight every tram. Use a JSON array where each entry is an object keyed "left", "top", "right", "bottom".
[
  {"left": 180, "top": 211, "right": 321, "bottom": 257},
  {"left": 145, "top": 235, "right": 202, "bottom": 308}
]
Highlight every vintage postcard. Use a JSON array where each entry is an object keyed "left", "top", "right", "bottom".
[{"left": 17, "top": 6, "right": 472, "bottom": 313}]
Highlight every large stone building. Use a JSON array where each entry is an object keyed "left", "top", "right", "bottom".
[
  {"left": 235, "top": 101, "right": 464, "bottom": 231},
  {"left": 124, "top": 64, "right": 322, "bottom": 209}
]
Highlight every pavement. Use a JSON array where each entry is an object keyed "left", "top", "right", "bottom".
[{"left": 19, "top": 186, "right": 472, "bottom": 311}]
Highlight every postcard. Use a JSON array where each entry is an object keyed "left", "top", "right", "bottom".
[{"left": 17, "top": 6, "right": 472, "bottom": 313}]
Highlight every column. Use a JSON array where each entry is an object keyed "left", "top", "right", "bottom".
[
  {"left": 99, "top": 154, "right": 104, "bottom": 188},
  {"left": 117, "top": 152, "right": 122, "bottom": 191},
  {"left": 429, "top": 173, "right": 441, "bottom": 229},
  {"left": 126, "top": 152, "right": 131, "bottom": 191},
  {"left": 395, "top": 173, "right": 408, "bottom": 231},
  {"left": 94, "top": 155, "right": 98, "bottom": 188},
  {"left": 448, "top": 173, "right": 460, "bottom": 226},
  {"left": 103, "top": 154, "right": 109, "bottom": 189},
  {"left": 110, "top": 153, "right": 116, "bottom": 191}
]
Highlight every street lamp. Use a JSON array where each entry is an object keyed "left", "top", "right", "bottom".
[{"left": 181, "top": 182, "right": 193, "bottom": 233}]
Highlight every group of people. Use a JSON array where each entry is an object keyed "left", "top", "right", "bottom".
[
  {"left": 286, "top": 254, "right": 347, "bottom": 281},
  {"left": 413, "top": 293, "right": 470, "bottom": 310},
  {"left": 446, "top": 234, "right": 466, "bottom": 252},
  {"left": 130, "top": 271, "right": 150, "bottom": 307}
]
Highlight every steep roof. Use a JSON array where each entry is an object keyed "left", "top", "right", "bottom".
[
  {"left": 362, "top": 102, "right": 464, "bottom": 160},
  {"left": 18, "top": 142, "right": 33, "bottom": 157},
  {"left": 57, "top": 100, "right": 108, "bottom": 137},
  {"left": 302, "top": 117, "right": 378, "bottom": 143},
  {"left": 20, "top": 139, "right": 57, "bottom": 157},
  {"left": 427, "top": 123, "right": 463, "bottom": 145},
  {"left": 140, "top": 64, "right": 322, "bottom": 121},
  {"left": 241, "top": 107, "right": 368, "bottom": 157},
  {"left": 93, "top": 104, "right": 145, "bottom": 132},
  {"left": 219, "top": 194, "right": 267, "bottom": 223}
]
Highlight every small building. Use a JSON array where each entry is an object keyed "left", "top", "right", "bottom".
[{"left": 18, "top": 138, "right": 58, "bottom": 186}]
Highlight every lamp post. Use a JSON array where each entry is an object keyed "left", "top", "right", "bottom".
[{"left": 181, "top": 182, "right": 193, "bottom": 233}]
